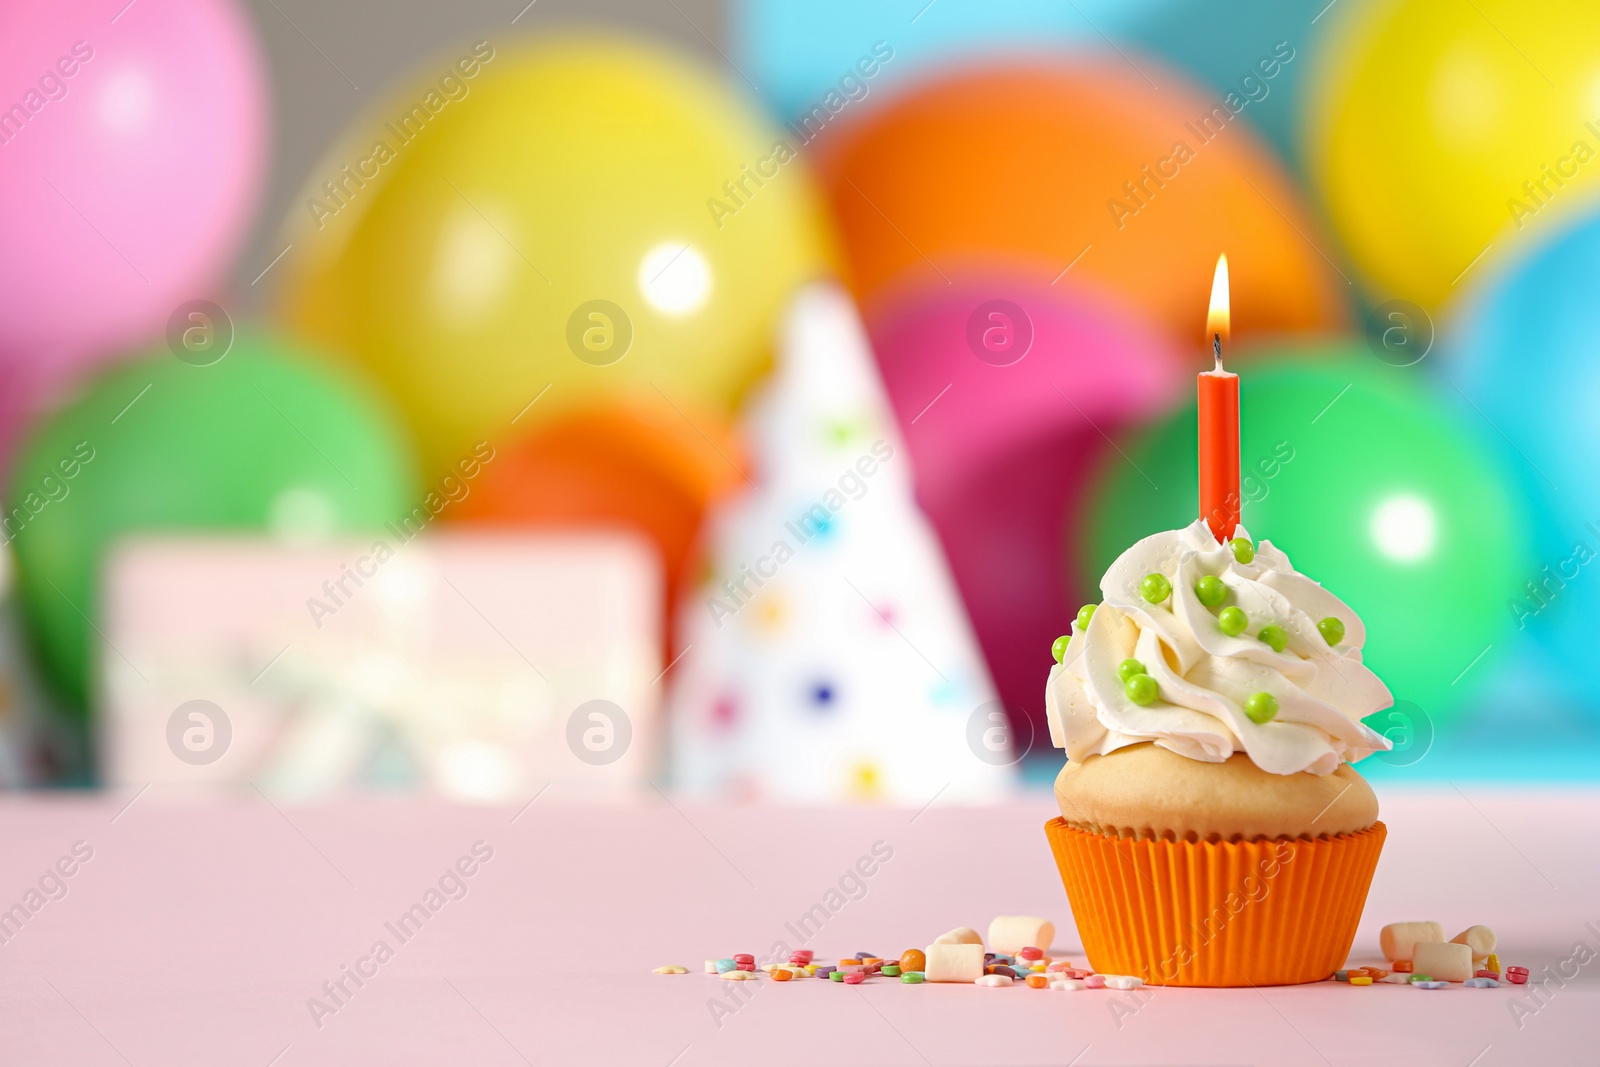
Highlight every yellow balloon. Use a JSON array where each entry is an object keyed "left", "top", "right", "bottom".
[
  {"left": 1308, "top": 0, "right": 1600, "bottom": 309},
  {"left": 276, "top": 34, "right": 836, "bottom": 474}
]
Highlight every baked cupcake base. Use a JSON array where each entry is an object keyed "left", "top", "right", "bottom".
[{"left": 1054, "top": 743, "right": 1379, "bottom": 841}]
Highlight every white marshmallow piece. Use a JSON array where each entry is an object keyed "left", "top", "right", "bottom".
[
  {"left": 1413, "top": 941, "right": 1474, "bottom": 983},
  {"left": 987, "top": 915, "right": 1055, "bottom": 956},
  {"left": 1104, "top": 975, "right": 1144, "bottom": 990},
  {"left": 1380, "top": 921, "right": 1445, "bottom": 962},
  {"left": 933, "top": 926, "right": 984, "bottom": 945},
  {"left": 974, "top": 974, "right": 1013, "bottom": 987},
  {"left": 1050, "top": 978, "right": 1087, "bottom": 990},
  {"left": 1451, "top": 925, "right": 1497, "bottom": 962},
  {"left": 924, "top": 942, "right": 985, "bottom": 982}
]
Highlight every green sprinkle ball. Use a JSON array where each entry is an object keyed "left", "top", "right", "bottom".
[
  {"left": 1124, "top": 673, "right": 1159, "bottom": 706},
  {"left": 1218, "top": 606, "right": 1248, "bottom": 636},
  {"left": 1117, "top": 658, "right": 1146, "bottom": 683},
  {"left": 1230, "top": 537, "right": 1255, "bottom": 564},
  {"left": 1318, "top": 616, "right": 1346, "bottom": 646},
  {"left": 1194, "top": 574, "right": 1227, "bottom": 607},
  {"left": 1244, "top": 692, "right": 1279, "bottom": 723},
  {"left": 1075, "top": 603, "right": 1097, "bottom": 630},
  {"left": 1051, "top": 634, "right": 1071, "bottom": 663},
  {"left": 1139, "top": 572, "right": 1172, "bottom": 604},
  {"left": 1258, "top": 625, "right": 1288, "bottom": 653}
]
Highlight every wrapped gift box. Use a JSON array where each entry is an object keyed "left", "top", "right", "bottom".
[{"left": 100, "top": 531, "right": 660, "bottom": 800}]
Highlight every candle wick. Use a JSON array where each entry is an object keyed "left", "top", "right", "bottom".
[{"left": 1212, "top": 333, "right": 1223, "bottom": 371}]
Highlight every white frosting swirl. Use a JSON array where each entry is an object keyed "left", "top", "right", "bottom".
[{"left": 1046, "top": 520, "right": 1392, "bottom": 776}]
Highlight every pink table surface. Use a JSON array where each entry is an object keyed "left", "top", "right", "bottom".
[{"left": 0, "top": 787, "right": 1595, "bottom": 1066}]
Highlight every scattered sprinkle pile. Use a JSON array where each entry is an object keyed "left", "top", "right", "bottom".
[
  {"left": 652, "top": 915, "right": 1526, "bottom": 992},
  {"left": 658, "top": 944, "right": 1137, "bottom": 991}
]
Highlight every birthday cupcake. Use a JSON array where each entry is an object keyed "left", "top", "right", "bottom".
[{"left": 1043, "top": 519, "right": 1393, "bottom": 986}]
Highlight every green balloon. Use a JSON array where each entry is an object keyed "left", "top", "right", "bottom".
[
  {"left": 1079, "top": 350, "right": 1529, "bottom": 718},
  {"left": 8, "top": 336, "right": 417, "bottom": 715}
]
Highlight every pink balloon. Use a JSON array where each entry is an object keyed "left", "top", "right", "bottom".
[
  {"left": 866, "top": 276, "right": 1183, "bottom": 745},
  {"left": 0, "top": 0, "right": 268, "bottom": 427}
]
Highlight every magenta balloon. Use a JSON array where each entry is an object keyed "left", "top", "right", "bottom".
[
  {"left": 0, "top": 0, "right": 268, "bottom": 380},
  {"left": 866, "top": 277, "right": 1183, "bottom": 743}
]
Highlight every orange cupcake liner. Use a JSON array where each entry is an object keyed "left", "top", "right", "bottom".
[{"left": 1045, "top": 817, "right": 1386, "bottom": 987}]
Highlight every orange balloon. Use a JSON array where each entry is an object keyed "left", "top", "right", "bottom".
[
  {"left": 816, "top": 61, "right": 1348, "bottom": 350},
  {"left": 450, "top": 395, "right": 745, "bottom": 659}
]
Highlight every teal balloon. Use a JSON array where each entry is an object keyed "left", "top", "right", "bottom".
[
  {"left": 7, "top": 335, "right": 417, "bottom": 715},
  {"left": 733, "top": 0, "right": 1158, "bottom": 123},
  {"left": 1448, "top": 204, "right": 1600, "bottom": 684},
  {"left": 1121, "top": 0, "right": 1350, "bottom": 171},
  {"left": 1079, "top": 350, "right": 1529, "bottom": 718}
]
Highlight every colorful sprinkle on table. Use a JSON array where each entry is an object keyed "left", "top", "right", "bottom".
[{"left": 680, "top": 936, "right": 1523, "bottom": 997}]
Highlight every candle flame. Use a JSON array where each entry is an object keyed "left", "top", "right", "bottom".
[{"left": 1206, "top": 253, "right": 1230, "bottom": 359}]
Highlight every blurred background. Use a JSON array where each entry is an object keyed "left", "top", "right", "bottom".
[{"left": 0, "top": 0, "right": 1595, "bottom": 797}]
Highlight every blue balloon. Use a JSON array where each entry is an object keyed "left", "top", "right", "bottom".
[
  {"left": 732, "top": 0, "right": 1153, "bottom": 123},
  {"left": 1120, "top": 0, "right": 1345, "bottom": 171},
  {"left": 1447, "top": 204, "right": 1600, "bottom": 678},
  {"left": 735, "top": 0, "right": 1341, "bottom": 172}
]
